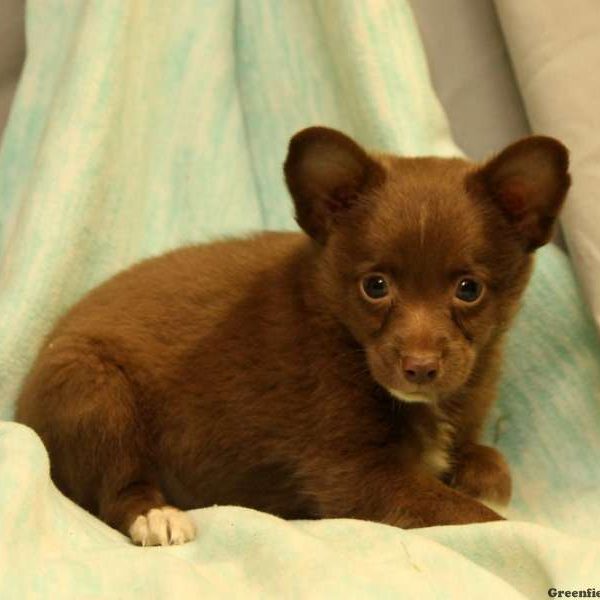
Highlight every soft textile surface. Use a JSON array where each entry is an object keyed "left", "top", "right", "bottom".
[
  {"left": 408, "top": 0, "right": 530, "bottom": 160},
  {"left": 2, "top": 422, "right": 600, "bottom": 600},
  {"left": 1, "top": 1, "right": 599, "bottom": 598},
  {"left": 495, "top": 0, "right": 600, "bottom": 334},
  {"left": 0, "top": 0, "right": 25, "bottom": 140}
]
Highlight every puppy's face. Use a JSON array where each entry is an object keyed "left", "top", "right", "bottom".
[{"left": 285, "top": 128, "right": 570, "bottom": 403}]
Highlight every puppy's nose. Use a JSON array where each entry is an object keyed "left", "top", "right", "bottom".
[{"left": 402, "top": 355, "right": 439, "bottom": 384}]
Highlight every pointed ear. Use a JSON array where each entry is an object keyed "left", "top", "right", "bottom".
[
  {"left": 468, "top": 136, "right": 571, "bottom": 251},
  {"left": 284, "top": 127, "right": 385, "bottom": 244}
]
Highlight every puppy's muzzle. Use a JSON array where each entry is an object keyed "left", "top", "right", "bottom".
[{"left": 401, "top": 353, "right": 440, "bottom": 385}]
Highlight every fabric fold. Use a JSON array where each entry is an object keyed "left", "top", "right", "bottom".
[{"left": 0, "top": 1, "right": 599, "bottom": 597}]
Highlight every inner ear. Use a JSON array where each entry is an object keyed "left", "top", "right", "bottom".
[
  {"left": 469, "top": 136, "right": 570, "bottom": 251},
  {"left": 284, "top": 127, "right": 385, "bottom": 244}
]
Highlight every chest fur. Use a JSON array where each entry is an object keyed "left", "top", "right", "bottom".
[
  {"left": 419, "top": 418, "right": 456, "bottom": 477},
  {"left": 389, "top": 401, "right": 456, "bottom": 478}
]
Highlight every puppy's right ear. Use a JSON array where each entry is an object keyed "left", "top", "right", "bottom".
[{"left": 284, "top": 127, "right": 385, "bottom": 244}]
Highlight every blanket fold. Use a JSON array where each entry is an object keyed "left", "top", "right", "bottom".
[{"left": 1, "top": 1, "right": 599, "bottom": 597}]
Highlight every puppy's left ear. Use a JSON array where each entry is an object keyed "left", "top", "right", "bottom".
[
  {"left": 469, "top": 136, "right": 571, "bottom": 251},
  {"left": 284, "top": 127, "right": 385, "bottom": 244}
]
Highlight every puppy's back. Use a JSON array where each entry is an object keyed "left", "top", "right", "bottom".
[{"left": 16, "top": 231, "right": 308, "bottom": 435}]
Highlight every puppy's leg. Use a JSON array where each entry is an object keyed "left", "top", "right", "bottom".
[
  {"left": 16, "top": 338, "right": 195, "bottom": 546},
  {"left": 381, "top": 471, "right": 505, "bottom": 527},
  {"left": 450, "top": 442, "right": 512, "bottom": 509},
  {"left": 305, "top": 457, "right": 503, "bottom": 528}
]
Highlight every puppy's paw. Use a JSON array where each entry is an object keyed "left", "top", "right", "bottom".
[
  {"left": 452, "top": 443, "right": 512, "bottom": 507},
  {"left": 129, "top": 506, "right": 196, "bottom": 546}
]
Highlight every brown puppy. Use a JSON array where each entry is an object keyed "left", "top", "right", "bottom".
[{"left": 16, "top": 127, "right": 570, "bottom": 546}]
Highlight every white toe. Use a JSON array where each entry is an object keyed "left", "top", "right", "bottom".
[{"left": 128, "top": 506, "right": 196, "bottom": 546}]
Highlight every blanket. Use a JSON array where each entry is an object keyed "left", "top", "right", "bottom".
[
  {"left": 495, "top": 0, "right": 600, "bottom": 334},
  {"left": 1, "top": 1, "right": 599, "bottom": 598}
]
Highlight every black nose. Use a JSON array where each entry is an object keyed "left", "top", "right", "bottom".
[{"left": 402, "top": 355, "right": 439, "bottom": 384}]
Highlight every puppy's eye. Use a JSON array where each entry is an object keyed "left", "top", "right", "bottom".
[
  {"left": 455, "top": 278, "right": 483, "bottom": 303},
  {"left": 361, "top": 274, "right": 390, "bottom": 300}
]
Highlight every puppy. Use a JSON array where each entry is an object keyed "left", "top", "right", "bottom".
[{"left": 16, "top": 127, "right": 570, "bottom": 546}]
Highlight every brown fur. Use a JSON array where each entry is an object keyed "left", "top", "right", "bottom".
[{"left": 16, "top": 127, "right": 570, "bottom": 543}]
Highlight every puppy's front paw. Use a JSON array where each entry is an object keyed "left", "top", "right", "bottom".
[
  {"left": 452, "top": 443, "right": 512, "bottom": 507},
  {"left": 128, "top": 506, "right": 196, "bottom": 546}
]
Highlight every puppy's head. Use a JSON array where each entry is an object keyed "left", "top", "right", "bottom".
[{"left": 284, "top": 127, "right": 570, "bottom": 404}]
